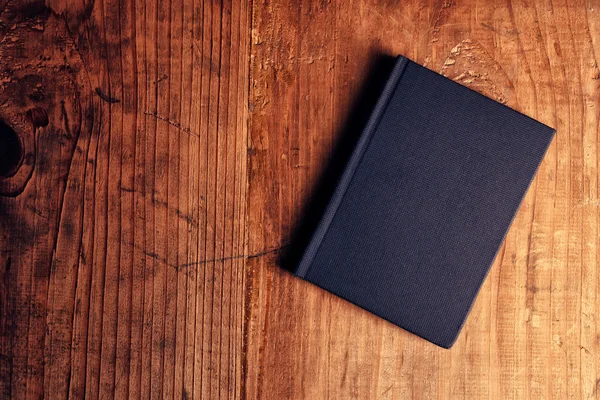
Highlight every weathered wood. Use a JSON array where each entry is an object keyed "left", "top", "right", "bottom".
[
  {"left": 0, "top": 0, "right": 250, "bottom": 398},
  {"left": 0, "top": 0, "right": 598, "bottom": 398},
  {"left": 246, "top": 0, "right": 599, "bottom": 399}
]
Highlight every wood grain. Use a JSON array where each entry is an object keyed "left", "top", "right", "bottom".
[
  {"left": 246, "top": 0, "right": 600, "bottom": 399},
  {"left": 0, "top": 0, "right": 251, "bottom": 398},
  {"left": 0, "top": 0, "right": 598, "bottom": 398}
]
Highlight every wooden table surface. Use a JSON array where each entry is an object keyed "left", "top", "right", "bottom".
[{"left": 0, "top": 0, "right": 598, "bottom": 398}]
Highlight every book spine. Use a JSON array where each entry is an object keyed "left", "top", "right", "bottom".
[{"left": 295, "top": 55, "right": 409, "bottom": 278}]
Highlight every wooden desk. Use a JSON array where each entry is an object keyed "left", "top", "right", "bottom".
[{"left": 0, "top": 0, "right": 597, "bottom": 398}]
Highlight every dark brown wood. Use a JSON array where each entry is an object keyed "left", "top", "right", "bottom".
[
  {"left": 0, "top": 0, "right": 598, "bottom": 398},
  {"left": 0, "top": 0, "right": 250, "bottom": 398}
]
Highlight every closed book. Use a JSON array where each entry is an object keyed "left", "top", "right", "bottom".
[{"left": 293, "top": 55, "right": 555, "bottom": 348}]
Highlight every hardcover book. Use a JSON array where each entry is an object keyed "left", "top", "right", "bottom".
[{"left": 293, "top": 55, "right": 555, "bottom": 348}]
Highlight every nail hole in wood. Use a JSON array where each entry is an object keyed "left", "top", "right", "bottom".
[{"left": 0, "top": 120, "right": 23, "bottom": 178}]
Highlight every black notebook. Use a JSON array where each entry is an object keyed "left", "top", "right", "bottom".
[{"left": 293, "top": 55, "right": 555, "bottom": 348}]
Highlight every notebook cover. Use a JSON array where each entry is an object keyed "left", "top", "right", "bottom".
[{"left": 293, "top": 55, "right": 555, "bottom": 348}]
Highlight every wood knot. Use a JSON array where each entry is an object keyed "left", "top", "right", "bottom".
[
  {"left": 27, "top": 106, "right": 49, "bottom": 129},
  {"left": 0, "top": 119, "right": 23, "bottom": 178}
]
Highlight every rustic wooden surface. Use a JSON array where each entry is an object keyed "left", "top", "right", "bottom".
[{"left": 0, "top": 0, "right": 598, "bottom": 398}]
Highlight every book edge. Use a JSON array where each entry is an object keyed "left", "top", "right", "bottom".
[{"left": 294, "top": 55, "right": 410, "bottom": 278}]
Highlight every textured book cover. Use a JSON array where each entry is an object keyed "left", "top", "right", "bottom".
[{"left": 293, "top": 55, "right": 555, "bottom": 348}]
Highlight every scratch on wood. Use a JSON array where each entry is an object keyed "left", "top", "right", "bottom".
[
  {"left": 144, "top": 111, "right": 200, "bottom": 138},
  {"left": 154, "top": 74, "right": 168, "bottom": 84},
  {"left": 59, "top": 101, "right": 73, "bottom": 140},
  {"left": 94, "top": 87, "right": 120, "bottom": 103},
  {"left": 480, "top": 22, "right": 497, "bottom": 32},
  {"left": 431, "top": 0, "right": 454, "bottom": 39},
  {"left": 176, "top": 244, "right": 288, "bottom": 270},
  {"left": 127, "top": 241, "right": 288, "bottom": 271},
  {"left": 120, "top": 186, "right": 135, "bottom": 193}
]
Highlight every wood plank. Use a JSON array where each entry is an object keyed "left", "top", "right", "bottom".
[
  {"left": 0, "top": 0, "right": 250, "bottom": 398},
  {"left": 246, "top": 0, "right": 599, "bottom": 399}
]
